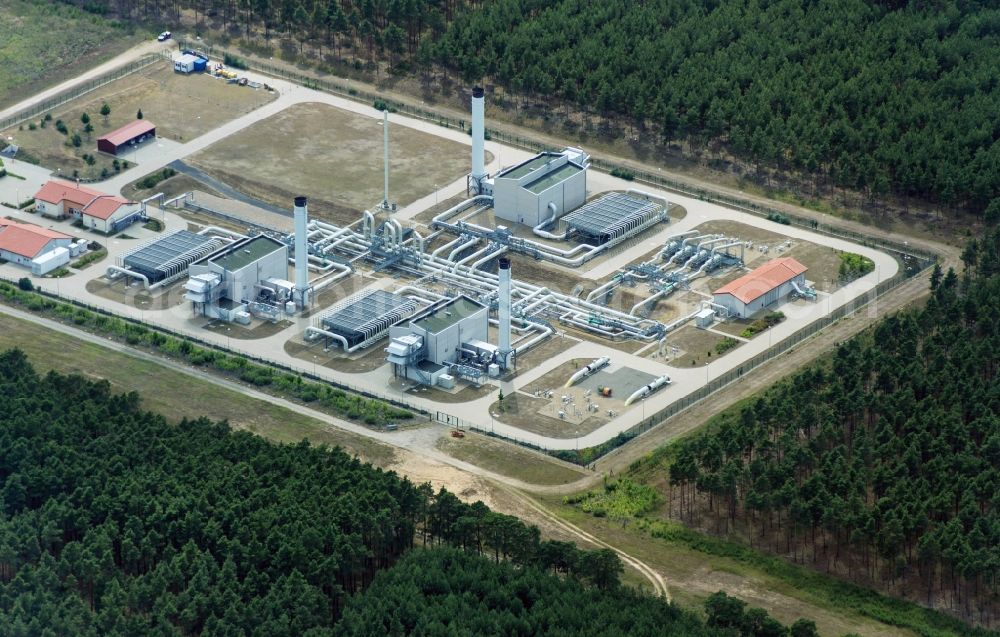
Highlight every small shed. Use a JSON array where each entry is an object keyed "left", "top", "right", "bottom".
[{"left": 694, "top": 308, "right": 715, "bottom": 329}]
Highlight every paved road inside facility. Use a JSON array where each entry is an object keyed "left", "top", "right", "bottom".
[{"left": 168, "top": 160, "right": 290, "bottom": 217}]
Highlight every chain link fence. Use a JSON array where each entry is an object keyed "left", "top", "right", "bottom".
[
  {"left": 0, "top": 274, "right": 425, "bottom": 422},
  {"left": 0, "top": 54, "right": 164, "bottom": 133},
  {"left": 2, "top": 44, "right": 941, "bottom": 459}
]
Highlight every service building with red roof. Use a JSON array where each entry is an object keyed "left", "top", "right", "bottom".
[
  {"left": 713, "top": 257, "right": 808, "bottom": 318},
  {"left": 34, "top": 180, "right": 140, "bottom": 233},
  {"left": 0, "top": 219, "right": 74, "bottom": 274},
  {"left": 97, "top": 120, "right": 156, "bottom": 156}
]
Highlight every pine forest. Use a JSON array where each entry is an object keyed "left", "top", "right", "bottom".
[
  {"left": 663, "top": 227, "right": 1000, "bottom": 627},
  {"left": 90, "top": 0, "right": 1000, "bottom": 217},
  {"left": 0, "top": 349, "right": 806, "bottom": 635}
]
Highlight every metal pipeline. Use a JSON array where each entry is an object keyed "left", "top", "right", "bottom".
[
  {"left": 432, "top": 195, "right": 493, "bottom": 226},
  {"left": 624, "top": 374, "right": 671, "bottom": 406},
  {"left": 363, "top": 210, "right": 375, "bottom": 238},
  {"left": 630, "top": 288, "right": 670, "bottom": 315},
  {"left": 105, "top": 265, "right": 150, "bottom": 289},
  {"left": 432, "top": 236, "right": 464, "bottom": 258},
  {"left": 304, "top": 326, "right": 365, "bottom": 352},
  {"left": 310, "top": 262, "right": 353, "bottom": 292},
  {"left": 513, "top": 322, "right": 553, "bottom": 354},
  {"left": 533, "top": 202, "right": 568, "bottom": 240},
  {"left": 586, "top": 277, "right": 621, "bottom": 302},
  {"left": 469, "top": 246, "right": 506, "bottom": 270},
  {"left": 453, "top": 243, "right": 494, "bottom": 268},
  {"left": 448, "top": 237, "right": 480, "bottom": 261},
  {"left": 565, "top": 356, "right": 610, "bottom": 387},
  {"left": 197, "top": 226, "right": 246, "bottom": 240}
]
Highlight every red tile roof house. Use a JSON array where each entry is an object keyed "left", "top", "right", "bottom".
[
  {"left": 0, "top": 219, "right": 73, "bottom": 273},
  {"left": 34, "top": 180, "right": 103, "bottom": 220},
  {"left": 33, "top": 180, "right": 140, "bottom": 233},
  {"left": 713, "top": 257, "right": 808, "bottom": 319}
]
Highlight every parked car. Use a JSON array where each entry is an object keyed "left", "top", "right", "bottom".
[{"left": 157, "top": 31, "right": 172, "bottom": 41}]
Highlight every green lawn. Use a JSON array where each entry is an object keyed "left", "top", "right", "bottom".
[
  {"left": 0, "top": 0, "right": 145, "bottom": 110},
  {"left": 0, "top": 313, "right": 395, "bottom": 465}
]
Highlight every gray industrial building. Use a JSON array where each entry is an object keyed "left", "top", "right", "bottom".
[
  {"left": 184, "top": 235, "right": 289, "bottom": 321},
  {"left": 386, "top": 295, "right": 490, "bottom": 386},
  {"left": 492, "top": 147, "right": 589, "bottom": 227}
]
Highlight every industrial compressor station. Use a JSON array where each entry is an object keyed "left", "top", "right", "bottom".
[{"left": 82, "top": 81, "right": 884, "bottom": 444}]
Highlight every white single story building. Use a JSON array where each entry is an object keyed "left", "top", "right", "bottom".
[
  {"left": 713, "top": 257, "right": 808, "bottom": 319},
  {"left": 80, "top": 195, "right": 141, "bottom": 233},
  {"left": 33, "top": 180, "right": 140, "bottom": 233},
  {"left": 34, "top": 180, "right": 104, "bottom": 219},
  {"left": 0, "top": 219, "right": 74, "bottom": 274}
]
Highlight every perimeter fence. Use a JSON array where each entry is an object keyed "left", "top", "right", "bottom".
[
  {"left": 1, "top": 44, "right": 943, "bottom": 461},
  {"left": 0, "top": 54, "right": 163, "bottom": 132}
]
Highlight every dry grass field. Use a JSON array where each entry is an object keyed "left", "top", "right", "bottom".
[
  {"left": 692, "top": 220, "right": 846, "bottom": 292},
  {"left": 4, "top": 61, "right": 275, "bottom": 179},
  {"left": 188, "top": 103, "right": 471, "bottom": 225}
]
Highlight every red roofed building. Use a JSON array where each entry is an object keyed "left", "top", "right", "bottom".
[
  {"left": 713, "top": 257, "right": 808, "bottom": 318},
  {"left": 34, "top": 180, "right": 104, "bottom": 219},
  {"left": 33, "top": 179, "right": 140, "bottom": 233},
  {"left": 80, "top": 194, "right": 139, "bottom": 233},
  {"left": 97, "top": 120, "right": 156, "bottom": 155},
  {"left": 0, "top": 219, "right": 74, "bottom": 274}
]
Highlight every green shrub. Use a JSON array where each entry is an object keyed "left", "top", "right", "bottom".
[
  {"left": 71, "top": 249, "right": 107, "bottom": 269},
  {"left": 610, "top": 167, "right": 635, "bottom": 181},
  {"left": 715, "top": 337, "right": 739, "bottom": 355},
  {"left": 838, "top": 251, "right": 875, "bottom": 281},
  {"left": 767, "top": 212, "right": 790, "bottom": 225},
  {"left": 567, "top": 478, "right": 660, "bottom": 518},
  {"left": 136, "top": 167, "right": 177, "bottom": 190},
  {"left": 223, "top": 53, "right": 248, "bottom": 69},
  {"left": 0, "top": 282, "right": 413, "bottom": 425}
]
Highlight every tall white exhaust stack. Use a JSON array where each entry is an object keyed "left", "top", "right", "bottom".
[
  {"left": 498, "top": 256, "right": 512, "bottom": 368},
  {"left": 382, "top": 109, "right": 390, "bottom": 210},
  {"left": 471, "top": 86, "right": 486, "bottom": 193},
  {"left": 293, "top": 196, "right": 310, "bottom": 309}
]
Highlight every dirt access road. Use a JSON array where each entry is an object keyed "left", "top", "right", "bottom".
[
  {"left": 0, "top": 39, "right": 171, "bottom": 122},
  {"left": 0, "top": 301, "right": 670, "bottom": 599}
]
